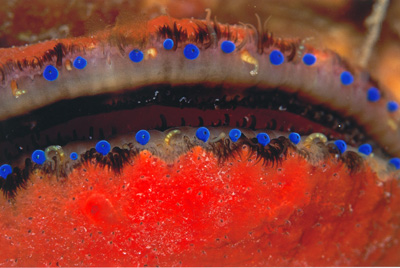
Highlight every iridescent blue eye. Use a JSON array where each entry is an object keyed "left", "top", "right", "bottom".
[
  {"left": 70, "top": 152, "right": 79, "bottom": 160},
  {"left": 367, "top": 87, "right": 380, "bottom": 102},
  {"left": 289, "top": 132, "right": 301, "bottom": 145},
  {"left": 269, "top": 50, "right": 284, "bottom": 65},
  {"left": 73, "top": 56, "right": 87, "bottom": 69},
  {"left": 136, "top": 130, "right": 150, "bottom": 145},
  {"left": 43, "top": 65, "right": 59, "bottom": 81},
  {"left": 334, "top": 140, "right": 347, "bottom": 154},
  {"left": 95, "top": 140, "right": 111, "bottom": 156},
  {"left": 163, "top": 39, "right": 174, "bottom": 50},
  {"left": 257, "top": 133, "right": 270, "bottom": 146},
  {"left": 229, "top": 129, "right": 241, "bottom": 142},
  {"left": 358, "top": 144, "right": 372, "bottom": 155},
  {"left": 302, "top": 53, "right": 316, "bottom": 66},
  {"left": 129, "top": 49, "right": 144, "bottom": 63},
  {"left": 0, "top": 164, "right": 12, "bottom": 179},
  {"left": 221, "top": 41, "right": 235, "bottom": 54},
  {"left": 340, "top": 71, "right": 353, "bottom": 86},
  {"left": 389, "top": 158, "right": 400, "bottom": 170},
  {"left": 196, "top": 127, "right": 210, "bottom": 142},
  {"left": 184, "top": 44, "right": 200, "bottom": 60},
  {"left": 387, "top": 101, "right": 399, "bottom": 112},
  {"left": 32, "top": 150, "right": 46, "bottom": 165}
]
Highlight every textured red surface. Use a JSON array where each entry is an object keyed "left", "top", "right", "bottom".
[{"left": 0, "top": 146, "right": 399, "bottom": 266}]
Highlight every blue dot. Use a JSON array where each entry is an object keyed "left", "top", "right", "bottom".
[
  {"left": 340, "top": 71, "right": 353, "bottom": 86},
  {"left": 229, "top": 129, "right": 241, "bottom": 142},
  {"left": 70, "top": 152, "right": 78, "bottom": 160},
  {"left": 32, "top": 150, "right": 46, "bottom": 165},
  {"left": 196, "top": 127, "right": 210, "bottom": 142},
  {"left": 129, "top": 49, "right": 144, "bottom": 63},
  {"left": 367, "top": 87, "right": 380, "bottom": 102},
  {"left": 358, "top": 143, "right": 372, "bottom": 156},
  {"left": 257, "top": 133, "right": 270, "bottom": 146},
  {"left": 95, "top": 140, "right": 111, "bottom": 156},
  {"left": 163, "top": 39, "right": 174, "bottom": 50},
  {"left": 387, "top": 101, "right": 399, "bottom": 112},
  {"left": 269, "top": 50, "right": 284, "bottom": 65},
  {"left": 135, "top": 130, "right": 150, "bottom": 145},
  {"left": 389, "top": 158, "right": 400, "bottom": 170},
  {"left": 302, "top": 53, "right": 316, "bottom": 66},
  {"left": 73, "top": 56, "right": 87, "bottom": 69},
  {"left": 289, "top": 132, "right": 301, "bottom": 145},
  {"left": 334, "top": 140, "right": 347, "bottom": 154},
  {"left": 221, "top": 40, "right": 236, "bottom": 54},
  {"left": 183, "top": 44, "right": 200, "bottom": 60},
  {"left": 0, "top": 164, "right": 12, "bottom": 179},
  {"left": 43, "top": 65, "right": 59, "bottom": 81}
]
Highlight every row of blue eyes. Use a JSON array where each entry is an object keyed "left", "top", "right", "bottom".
[
  {"left": 42, "top": 39, "right": 399, "bottom": 112},
  {"left": 2, "top": 127, "right": 399, "bottom": 179},
  {"left": 5, "top": 41, "right": 396, "bottom": 178}
]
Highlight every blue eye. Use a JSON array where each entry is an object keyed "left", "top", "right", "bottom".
[
  {"left": 389, "top": 158, "right": 400, "bottom": 170},
  {"left": 0, "top": 164, "right": 12, "bottom": 179},
  {"left": 256, "top": 133, "right": 270, "bottom": 146},
  {"left": 32, "top": 150, "right": 46, "bottom": 165},
  {"left": 387, "top": 101, "right": 399, "bottom": 112},
  {"left": 229, "top": 129, "right": 241, "bottom": 142},
  {"left": 221, "top": 40, "right": 236, "bottom": 54},
  {"left": 183, "top": 44, "right": 200, "bottom": 60},
  {"left": 73, "top": 56, "right": 87, "bottom": 69},
  {"left": 95, "top": 140, "right": 111, "bottom": 156},
  {"left": 340, "top": 71, "right": 353, "bottom": 86},
  {"left": 367, "top": 87, "right": 380, "bottom": 102},
  {"left": 358, "top": 144, "right": 372, "bottom": 155},
  {"left": 196, "top": 127, "right": 210, "bottom": 142},
  {"left": 135, "top": 130, "right": 151, "bottom": 145},
  {"left": 269, "top": 50, "right": 284, "bottom": 65},
  {"left": 129, "top": 49, "right": 144, "bottom": 63},
  {"left": 302, "top": 53, "right": 316, "bottom": 66},
  {"left": 43, "top": 65, "right": 59, "bottom": 81},
  {"left": 163, "top": 39, "right": 174, "bottom": 50},
  {"left": 334, "top": 140, "right": 347, "bottom": 154},
  {"left": 289, "top": 132, "right": 301, "bottom": 145},
  {"left": 70, "top": 152, "right": 79, "bottom": 160}
]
